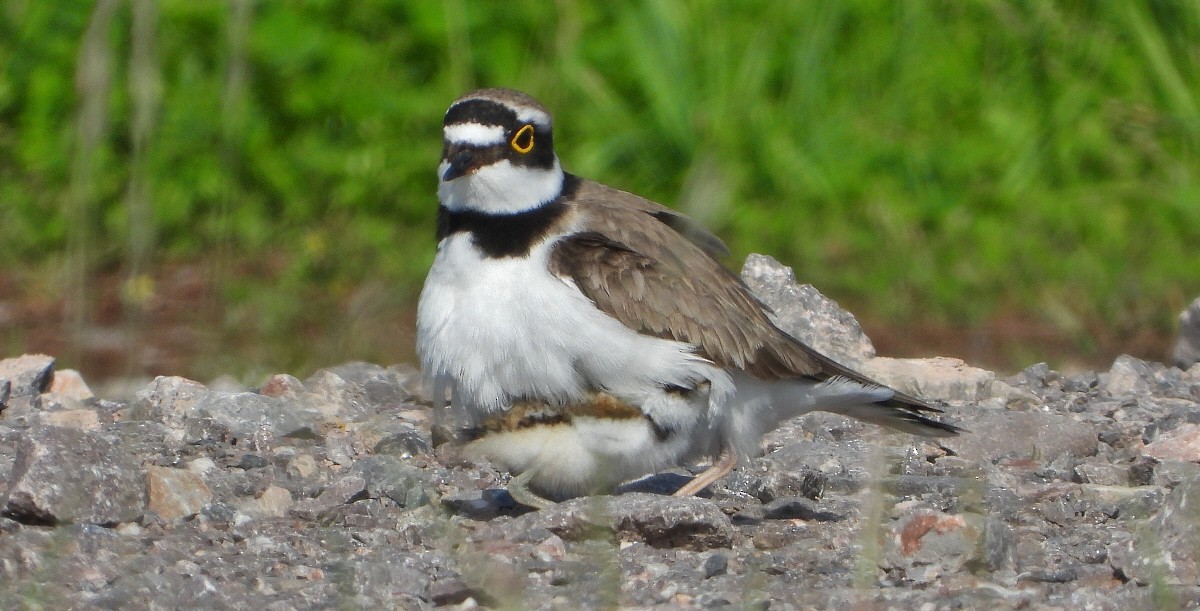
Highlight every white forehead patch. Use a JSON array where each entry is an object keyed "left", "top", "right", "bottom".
[
  {"left": 444, "top": 122, "right": 506, "bottom": 146},
  {"left": 514, "top": 106, "right": 551, "bottom": 127}
]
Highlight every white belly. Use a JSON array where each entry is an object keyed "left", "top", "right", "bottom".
[{"left": 416, "top": 233, "right": 729, "bottom": 417}]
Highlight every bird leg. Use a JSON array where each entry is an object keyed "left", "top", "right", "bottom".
[
  {"left": 673, "top": 446, "right": 738, "bottom": 497},
  {"left": 507, "top": 470, "right": 556, "bottom": 510}
]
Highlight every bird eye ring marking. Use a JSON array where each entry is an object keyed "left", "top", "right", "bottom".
[{"left": 511, "top": 124, "right": 535, "bottom": 154}]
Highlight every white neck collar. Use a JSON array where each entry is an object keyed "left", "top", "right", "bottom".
[{"left": 438, "top": 157, "right": 565, "bottom": 215}]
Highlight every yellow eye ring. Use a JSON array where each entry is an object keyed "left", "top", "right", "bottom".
[{"left": 511, "top": 124, "right": 535, "bottom": 154}]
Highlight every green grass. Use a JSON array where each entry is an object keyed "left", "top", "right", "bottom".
[{"left": 2, "top": 0, "right": 1199, "bottom": 378}]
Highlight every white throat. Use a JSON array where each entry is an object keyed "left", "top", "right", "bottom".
[{"left": 438, "top": 158, "right": 565, "bottom": 214}]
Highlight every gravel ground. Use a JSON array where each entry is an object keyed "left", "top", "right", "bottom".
[{"left": 2, "top": 256, "right": 1199, "bottom": 610}]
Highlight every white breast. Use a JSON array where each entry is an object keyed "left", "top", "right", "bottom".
[{"left": 416, "top": 232, "right": 729, "bottom": 415}]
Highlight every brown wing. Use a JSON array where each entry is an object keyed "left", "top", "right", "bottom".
[
  {"left": 548, "top": 179, "right": 945, "bottom": 414},
  {"left": 549, "top": 179, "right": 824, "bottom": 380}
]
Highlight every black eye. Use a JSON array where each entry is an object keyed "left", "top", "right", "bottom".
[{"left": 510, "top": 124, "right": 534, "bottom": 154}]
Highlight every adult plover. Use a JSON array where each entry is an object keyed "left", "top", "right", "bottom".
[{"left": 417, "top": 88, "right": 960, "bottom": 507}]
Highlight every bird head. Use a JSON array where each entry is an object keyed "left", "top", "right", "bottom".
[{"left": 438, "top": 88, "right": 564, "bottom": 214}]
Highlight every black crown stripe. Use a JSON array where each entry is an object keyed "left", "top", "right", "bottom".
[{"left": 445, "top": 99, "right": 519, "bottom": 129}]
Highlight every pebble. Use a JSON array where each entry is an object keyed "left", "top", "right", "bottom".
[{"left": 146, "top": 466, "right": 213, "bottom": 521}]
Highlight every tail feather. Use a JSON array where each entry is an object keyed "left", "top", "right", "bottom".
[
  {"left": 831, "top": 398, "right": 963, "bottom": 438},
  {"left": 722, "top": 374, "right": 963, "bottom": 461},
  {"left": 772, "top": 375, "right": 964, "bottom": 438}
]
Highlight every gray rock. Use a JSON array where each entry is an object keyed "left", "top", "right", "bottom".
[
  {"left": 1106, "top": 355, "right": 1156, "bottom": 396},
  {"left": 127, "top": 375, "right": 209, "bottom": 429},
  {"left": 940, "top": 410, "right": 1098, "bottom": 465},
  {"left": 107, "top": 420, "right": 174, "bottom": 467},
  {"left": 289, "top": 475, "right": 367, "bottom": 522},
  {"left": 979, "top": 515, "right": 1017, "bottom": 573},
  {"left": 1143, "top": 422, "right": 1200, "bottom": 462},
  {"left": 757, "top": 439, "right": 873, "bottom": 500},
  {"left": 1173, "top": 297, "right": 1200, "bottom": 369},
  {"left": 2, "top": 425, "right": 145, "bottom": 525},
  {"left": 1014, "top": 362, "right": 1061, "bottom": 389},
  {"left": 427, "top": 577, "right": 475, "bottom": 606},
  {"left": 880, "top": 510, "right": 982, "bottom": 582},
  {"left": 272, "top": 450, "right": 336, "bottom": 500},
  {"left": 702, "top": 552, "right": 728, "bottom": 578},
  {"left": 1080, "top": 484, "right": 1165, "bottom": 521},
  {"left": 741, "top": 256, "right": 992, "bottom": 403},
  {"left": 607, "top": 494, "right": 735, "bottom": 550},
  {"left": 186, "top": 391, "right": 324, "bottom": 446},
  {"left": 491, "top": 493, "right": 735, "bottom": 550},
  {"left": 0, "top": 354, "right": 55, "bottom": 398},
  {"left": 372, "top": 428, "right": 431, "bottom": 457},
  {"left": 1139, "top": 397, "right": 1200, "bottom": 440},
  {"left": 881, "top": 475, "right": 976, "bottom": 499},
  {"left": 1110, "top": 477, "right": 1200, "bottom": 585},
  {"left": 441, "top": 488, "right": 516, "bottom": 521},
  {"left": 339, "top": 410, "right": 432, "bottom": 460},
  {"left": 740, "top": 254, "right": 876, "bottom": 366},
  {"left": 1152, "top": 460, "right": 1200, "bottom": 488},
  {"left": 1063, "top": 370, "right": 1101, "bottom": 393},
  {"left": 199, "top": 501, "right": 237, "bottom": 524},
  {"left": 0, "top": 427, "right": 16, "bottom": 499},
  {"left": 987, "top": 380, "right": 1045, "bottom": 411},
  {"left": 237, "top": 452, "right": 270, "bottom": 469},
  {"left": 1073, "top": 462, "right": 1129, "bottom": 486},
  {"left": 354, "top": 455, "right": 432, "bottom": 508},
  {"left": 761, "top": 497, "right": 843, "bottom": 521},
  {"left": 302, "top": 370, "right": 374, "bottom": 422},
  {"left": 311, "top": 361, "right": 417, "bottom": 407}
]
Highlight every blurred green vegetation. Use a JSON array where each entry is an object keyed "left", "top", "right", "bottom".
[{"left": 2, "top": 0, "right": 1199, "bottom": 379}]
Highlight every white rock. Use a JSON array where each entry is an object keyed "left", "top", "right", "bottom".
[
  {"left": 37, "top": 409, "right": 100, "bottom": 430},
  {"left": 49, "top": 369, "right": 93, "bottom": 400},
  {"left": 864, "top": 356, "right": 996, "bottom": 403},
  {"left": 188, "top": 457, "right": 217, "bottom": 475}
]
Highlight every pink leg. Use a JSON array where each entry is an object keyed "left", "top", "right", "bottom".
[{"left": 673, "top": 446, "right": 738, "bottom": 497}]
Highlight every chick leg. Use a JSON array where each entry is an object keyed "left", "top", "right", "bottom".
[
  {"left": 673, "top": 446, "right": 738, "bottom": 497},
  {"left": 507, "top": 470, "right": 556, "bottom": 510}
]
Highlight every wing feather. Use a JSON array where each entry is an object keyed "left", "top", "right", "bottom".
[
  {"left": 548, "top": 178, "right": 945, "bottom": 416},
  {"left": 549, "top": 180, "right": 825, "bottom": 380}
]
